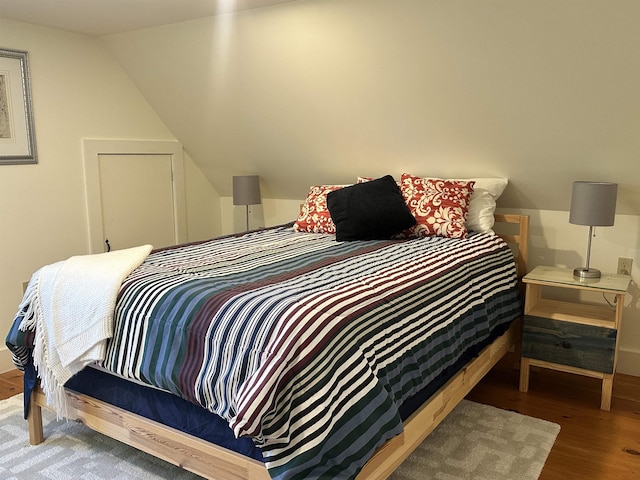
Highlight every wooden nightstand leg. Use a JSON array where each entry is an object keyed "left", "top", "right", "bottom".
[
  {"left": 601, "top": 374, "right": 613, "bottom": 411},
  {"left": 519, "top": 357, "right": 530, "bottom": 392}
]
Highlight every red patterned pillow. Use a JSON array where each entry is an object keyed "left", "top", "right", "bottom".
[
  {"left": 400, "top": 174, "right": 475, "bottom": 238},
  {"left": 293, "top": 185, "right": 345, "bottom": 233}
]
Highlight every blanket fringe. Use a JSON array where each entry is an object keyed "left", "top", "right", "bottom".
[
  {"left": 32, "top": 332, "right": 69, "bottom": 419},
  {"left": 17, "top": 271, "right": 40, "bottom": 332},
  {"left": 27, "top": 269, "right": 69, "bottom": 419}
]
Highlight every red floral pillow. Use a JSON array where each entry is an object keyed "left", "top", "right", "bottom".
[
  {"left": 400, "top": 174, "right": 475, "bottom": 238},
  {"left": 293, "top": 185, "right": 345, "bottom": 233}
]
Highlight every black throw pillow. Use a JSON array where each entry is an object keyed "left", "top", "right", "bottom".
[{"left": 326, "top": 175, "right": 416, "bottom": 241}]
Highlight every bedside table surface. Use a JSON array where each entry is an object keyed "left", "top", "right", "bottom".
[{"left": 524, "top": 266, "right": 630, "bottom": 293}]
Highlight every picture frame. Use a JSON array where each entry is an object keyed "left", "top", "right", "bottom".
[{"left": 0, "top": 48, "right": 37, "bottom": 165}]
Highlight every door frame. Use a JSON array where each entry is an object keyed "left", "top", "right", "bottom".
[{"left": 83, "top": 139, "right": 187, "bottom": 253}]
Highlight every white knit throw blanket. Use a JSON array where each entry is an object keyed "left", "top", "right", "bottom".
[{"left": 17, "top": 244, "right": 153, "bottom": 418}]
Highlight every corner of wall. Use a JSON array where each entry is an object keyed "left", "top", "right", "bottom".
[
  {"left": 0, "top": 347, "right": 16, "bottom": 375},
  {"left": 617, "top": 349, "right": 640, "bottom": 377}
]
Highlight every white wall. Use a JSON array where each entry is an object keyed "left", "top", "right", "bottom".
[
  {"left": 0, "top": 19, "right": 219, "bottom": 373},
  {"left": 103, "top": 0, "right": 640, "bottom": 217},
  {"left": 221, "top": 197, "right": 301, "bottom": 234},
  {"left": 184, "top": 152, "right": 222, "bottom": 240}
]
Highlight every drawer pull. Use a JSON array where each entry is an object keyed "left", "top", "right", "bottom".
[{"left": 561, "top": 341, "right": 572, "bottom": 349}]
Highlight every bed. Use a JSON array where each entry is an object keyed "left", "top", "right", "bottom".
[{"left": 6, "top": 176, "right": 529, "bottom": 480}]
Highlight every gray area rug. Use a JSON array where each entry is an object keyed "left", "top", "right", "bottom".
[
  {"left": 0, "top": 395, "right": 559, "bottom": 479},
  {"left": 389, "top": 400, "right": 560, "bottom": 480}
]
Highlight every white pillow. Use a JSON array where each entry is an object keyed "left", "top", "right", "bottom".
[{"left": 451, "top": 178, "right": 508, "bottom": 233}]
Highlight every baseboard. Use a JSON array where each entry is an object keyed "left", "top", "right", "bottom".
[
  {"left": 0, "top": 347, "right": 16, "bottom": 374},
  {"left": 617, "top": 348, "right": 640, "bottom": 377}
]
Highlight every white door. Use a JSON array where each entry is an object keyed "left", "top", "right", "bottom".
[{"left": 98, "top": 154, "right": 176, "bottom": 251}]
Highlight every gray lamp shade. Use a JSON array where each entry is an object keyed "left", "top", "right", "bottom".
[
  {"left": 233, "top": 175, "right": 262, "bottom": 206},
  {"left": 569, "top": 181, "right": 618, "bottom": 227}
]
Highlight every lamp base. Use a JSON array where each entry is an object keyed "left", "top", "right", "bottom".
[{"left": 573, "top": 267, "right": 602, "bottom": 279}]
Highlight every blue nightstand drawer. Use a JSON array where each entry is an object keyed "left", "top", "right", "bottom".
[{"left": 522, "top": 315, "right": 616, "bottom": 373}]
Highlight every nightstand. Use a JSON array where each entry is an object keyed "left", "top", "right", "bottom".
[{"left": 519, "top": 265, "right": 630, "bottom": 410}]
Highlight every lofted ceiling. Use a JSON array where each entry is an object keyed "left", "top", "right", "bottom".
[{"left": 0, "top": 0, "right": 297, "bottom": 36}]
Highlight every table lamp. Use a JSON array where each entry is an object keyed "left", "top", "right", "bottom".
[
  {"left": 233, "top": 175, "right": 261, "bottom": 231},
  {"left": 569, "top": 181, "right": 618, "bottom": 279}
]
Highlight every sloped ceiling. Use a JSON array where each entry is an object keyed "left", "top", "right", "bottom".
[
  {"left": 4, "top": 0, "right": 640, "bottom": 213},
  {"left": 0, "top": 0, "right": 297, "bottom": 36}
]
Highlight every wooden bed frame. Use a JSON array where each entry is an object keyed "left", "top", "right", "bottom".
[{"left": 27, "top": 213, "right": 529, "bottom": 480}]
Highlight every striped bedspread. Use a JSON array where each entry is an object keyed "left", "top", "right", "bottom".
[{"left": 8, "top": 226, "right": 521, "bottom": 480}]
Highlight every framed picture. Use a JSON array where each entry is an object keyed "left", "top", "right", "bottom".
[{"left": 0, "top": 48, "right": 37, "bottom": 165}]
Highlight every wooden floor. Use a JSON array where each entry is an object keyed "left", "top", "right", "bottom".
[
  {"left": 0, "top": 368, "right": 23, "bottom": 401},
  {"left": 1, "top": 354, "right": 639, "bottom": 479},
  {"left": 466, "top": 353, "right": 640, "bottom": 480}
]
